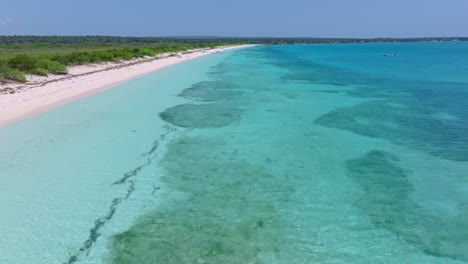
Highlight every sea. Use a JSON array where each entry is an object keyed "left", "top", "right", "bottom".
[{"left": 1, "top": 42, "right": 467, "bottom": 263}]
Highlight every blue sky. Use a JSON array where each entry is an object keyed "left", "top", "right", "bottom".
[{"left": 1, "top": 0, "right": 467, "bottom": 37}]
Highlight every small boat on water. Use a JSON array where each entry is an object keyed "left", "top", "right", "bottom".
[{"left": 382, "top": 53, "right": 397, "bottom": 57}]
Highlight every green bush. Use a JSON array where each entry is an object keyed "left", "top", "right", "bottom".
[
  {"left": 164, "top": 46, "right": 179, "bottom": 52},
  {"left": 0, "top": 64, "right": 27, "bottom": 82},
  {"left": 136, "top": 48, "right": 155, "bottom": 57},
  {"left": 34, "top": 59, "right": 67, "bottom": 74},
  {"left": 51, "top": 55, "right": 69, "bottom": 65},
  {"left": 66, "top": 52, "right": 91, "bottom": 65},
  {"left": 90, "top": 51, "right": 114, "bottom": 62},
  {"left": 89, "top": 53, "right": 100, "bottom": 63},
  {"left": 112, "top": 49, "right": 134, "bottom": 60},
  {"left": 29, "top": 67, "right": 49, "bottom": 76},
  {"left": 8, "top": 55, "right": 36, "bottom": 71},
  {"left": 116, "top": 50, "right": 134, "bottom": 60}
]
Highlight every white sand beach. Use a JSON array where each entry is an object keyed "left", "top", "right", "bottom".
[{"left": 0, "top": 45, "right": 250, "bottom": 126}]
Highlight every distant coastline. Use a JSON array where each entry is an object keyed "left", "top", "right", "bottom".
[{"left": 1, "top": 35, "right": 467, "bottom": 45}]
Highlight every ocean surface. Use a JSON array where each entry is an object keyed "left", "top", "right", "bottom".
[{"left": 1, "top": 43, "right": 468, "bottom": 263}]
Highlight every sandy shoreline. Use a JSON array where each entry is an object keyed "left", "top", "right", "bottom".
[{"left": 0, "top": 45, "right": 251, "bottom": 127}]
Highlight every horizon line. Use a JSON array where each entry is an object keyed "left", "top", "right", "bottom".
[{"left": 1, "top": 35, "right": 468, "bottom": 40}]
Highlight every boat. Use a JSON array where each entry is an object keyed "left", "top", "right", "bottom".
[{"left": 382, "top": 53, "right": 396, "bottom": 57}]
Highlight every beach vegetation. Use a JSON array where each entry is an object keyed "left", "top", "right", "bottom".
[
  {"left": 34, "top": 59, "right": 67, "bottom": 74},
  {"left": 111, "top": 49, "right": 135, "bottom": 60},
  {"left": 50, "top": 55, "right": 69, "bottom": 65},
  {"left": 89, "top": 51, "right": 114, "bottom": 62},
  {"left": 0, "top": 64, "right": 27, "bottom": 83},
  {"left": 7, "top": 55, "right": 36, "bottom": 72},
  {"left": 28, "top": 67, "right": 49, "bottom": 76},
  {"left": 135, "top": 48, "right": 155, "bottom": 57},
  {"left": 66, "top": 51, "right": 91, "bottom": 65},
  {"left": 0, "top": 36, "right": 247, "bottom": 82}
]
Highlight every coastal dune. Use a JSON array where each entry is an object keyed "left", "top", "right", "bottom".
[{"left": 0, "top": 45, "right": 249, "bottom": 126}]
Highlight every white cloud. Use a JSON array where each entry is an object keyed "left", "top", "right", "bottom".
[{"left": 0, "top": 17, "right": 13, "bottom": 25}]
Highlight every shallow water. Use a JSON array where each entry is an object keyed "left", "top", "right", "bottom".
[
  {"left": 2, "top": 43, "right": 468, "bottom": 263},
  {"left": 109, "top": 43, "right": 468, "bottom": 263},
  {"left": 0, "top": 54, "right": 226, "bottom": 263}
]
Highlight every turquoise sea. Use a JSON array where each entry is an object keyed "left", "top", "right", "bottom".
[{"left": 1, "top": 43, "right": 468, "bottom": 263}]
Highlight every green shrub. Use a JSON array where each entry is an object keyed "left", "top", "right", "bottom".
[
  {"left": 8, "top": 55, "right": 36, "bottom": 71},
  {"left": 34, "top": 59, "right": 67, "bottom": 74},
  {"left": 178, "top": 45, "right": 190, "bottom": 51},
  {"left": 136, "top": 48, "right": 155, "bottom": 57},
  {"left": 0, "top": 65, "right": 27, "bottom": 82},
  {"left": 29, "top": 67, "right": 49, "bottom": 76},
  {"left": 120, "top": 51, "right": 135, "bottom": 60},
  {"left": 90, "top": 51, "right": 114, "bottom": 62},
  {"left": 89, "top": 53, "right": 100, "bottom": 63},
  {"left": 51, "top": 55, "right": 69, "bottom": 65},
  {"left": 110, "top": 49, "right": 133, "bottom": 60},
  {"left": 164, "top": 46, "right": 179, "bottom": 52},
  {"left": 66, "top": 52, "right": 91, "bottom": 65}
]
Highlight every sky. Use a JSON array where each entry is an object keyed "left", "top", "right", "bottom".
[{"left": 1, "top": 0, "right": 468, "bottom": 38}]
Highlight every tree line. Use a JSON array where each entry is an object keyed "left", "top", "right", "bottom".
[{"left": 1, "top": 35, "right": 467, "bottom": 45}]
